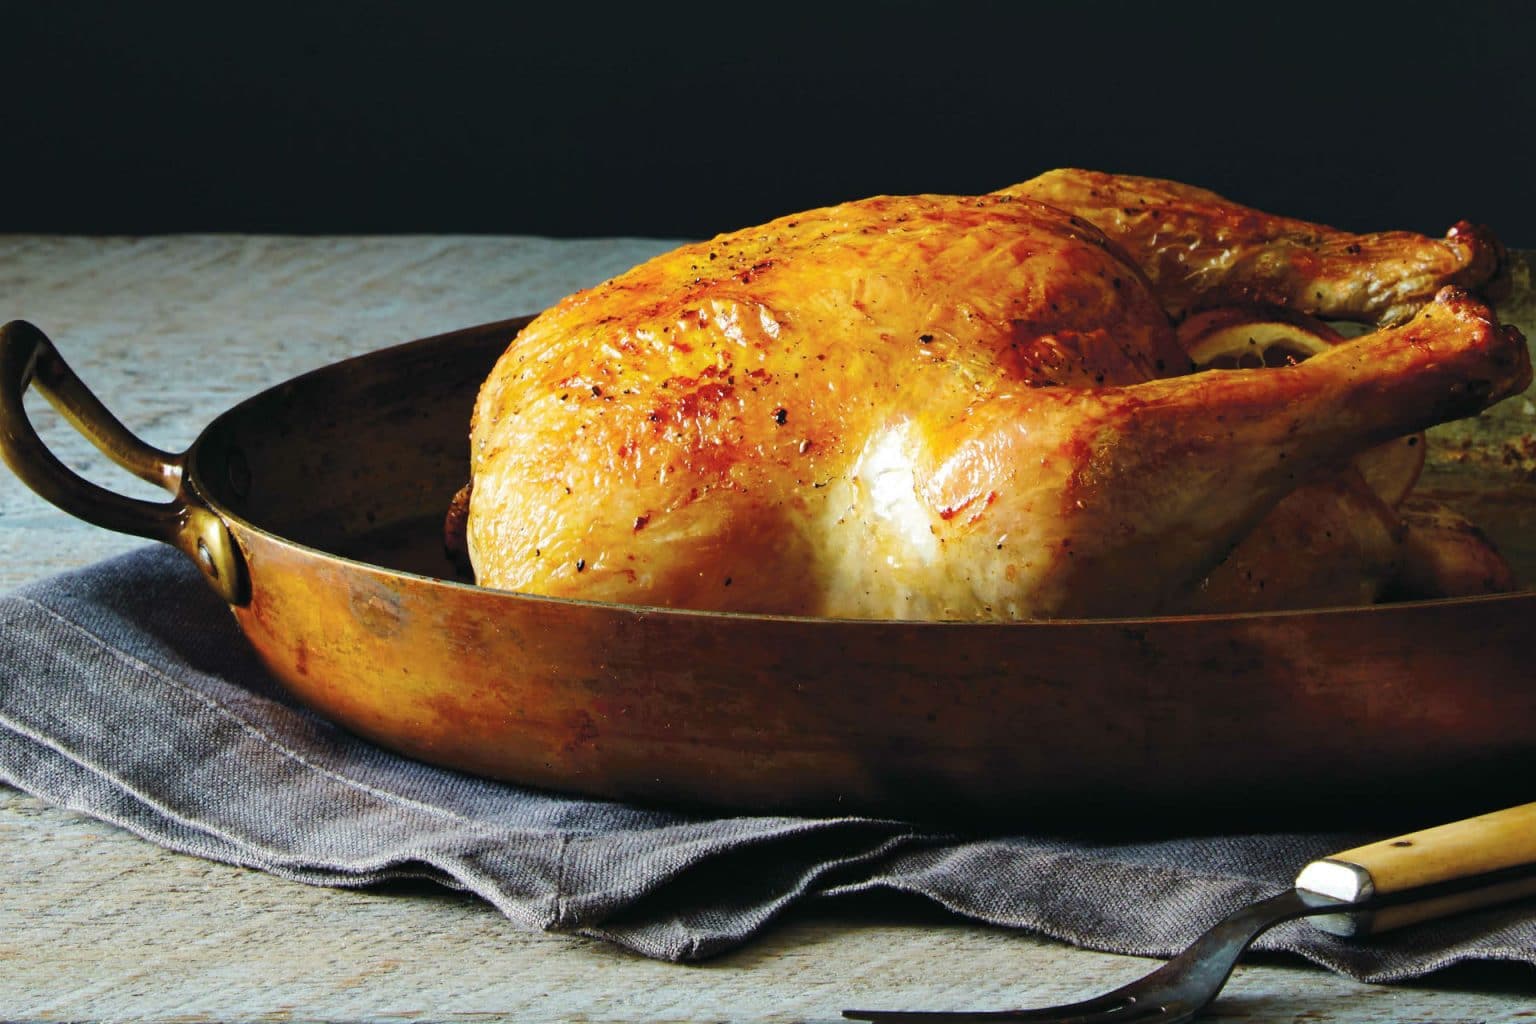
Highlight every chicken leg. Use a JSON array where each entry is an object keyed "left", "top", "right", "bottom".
[{"left": 903, "top": 288, "right": 1527, "bottom": 619}]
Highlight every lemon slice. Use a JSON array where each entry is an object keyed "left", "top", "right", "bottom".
[
  {"left": 1182, "top": 306, "right": 1425, "bottom": 507},
  {"left": 1181, "top": 306, "right": 1343, "bottom": 368},
  {"left": 1354, "top": 433, "right": 1426, "bottom": 508}
]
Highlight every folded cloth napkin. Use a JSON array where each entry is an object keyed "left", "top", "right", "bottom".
[{"left": 1, "top": 546, "right": 1532, "bottom": 978}]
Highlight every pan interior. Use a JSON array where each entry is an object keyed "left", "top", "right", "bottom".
[{"left": 191, "top": 321, "right": 522, "bottom": 580}]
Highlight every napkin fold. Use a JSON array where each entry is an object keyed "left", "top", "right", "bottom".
[{"left": 2, "top": 547, "right": 1532, "bottom": 978}]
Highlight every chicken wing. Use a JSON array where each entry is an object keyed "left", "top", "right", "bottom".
[{"left": 1008, "top": 169, "right": 1508, "bottom": 325}]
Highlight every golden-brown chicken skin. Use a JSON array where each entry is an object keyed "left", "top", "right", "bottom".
[
  {"left": 1009, "top": 169, "right": 1507, "bottom": 325},
  {"left": 467, "top": 173, "right": 1528, "bottom": 619},
  {"left": 1182, "top": 470, "right": 1404, "bottom": 614}
]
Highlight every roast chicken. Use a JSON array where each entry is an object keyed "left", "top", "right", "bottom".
[{"left": 463, "top": 170, "right": 1530, "bottom": 619}]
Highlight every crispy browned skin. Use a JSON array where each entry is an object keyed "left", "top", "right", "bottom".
[
  {"left": 1183, "top": 471, "right": 1404, "bottom": 614},
  {"left": 468, "top": 176, "right": 1529, "bottom": 619},
  {"left": 1008, "top": 169, "right": 1508, "bottom": 324},
  {"left": 1392, "top": 497, "right": 1519, "bottom": 598}
]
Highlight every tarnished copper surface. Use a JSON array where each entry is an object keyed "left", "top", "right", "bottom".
[
  {"left": 6, "top": 270, "right": 1536, "bottom": 825},
  {"left": 229, "top": 525, "right": 1536, "bottom": 822}
]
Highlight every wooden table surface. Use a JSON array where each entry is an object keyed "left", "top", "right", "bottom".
[{"left": 1, "top": 235, "right": 1532, "bottom": 1022}]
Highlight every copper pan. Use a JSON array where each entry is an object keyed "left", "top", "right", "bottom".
[{"left": 4, "top": 290, "right": 1536, "bottom": 829}]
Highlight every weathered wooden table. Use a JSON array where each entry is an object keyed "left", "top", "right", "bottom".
[{"left": 1, "top": 236, "right": 1531, "bottom": 1022}]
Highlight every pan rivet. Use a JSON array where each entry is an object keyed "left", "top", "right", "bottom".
[{"left": 197, "top": 538, "right": 219, "bottom": 579}]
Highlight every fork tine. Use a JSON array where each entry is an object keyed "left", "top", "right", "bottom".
[
  {"left": 842, "top": 991, "right": 1145, "bottom": 1023},
  {"left": 842, "top": 993, "right": 1178, "bottom": 1024},
  {"left": 844, "top": 890, "right": 1315, "bottom": 1024}
]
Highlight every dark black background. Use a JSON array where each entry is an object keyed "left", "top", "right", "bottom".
[{"left": 7, "top": 1, "right": 1535, "bottom": 241}]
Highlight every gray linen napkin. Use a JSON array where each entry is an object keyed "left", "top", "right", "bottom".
[{"left": 1, "top": 547, "right": 1532, "bottom": 978}]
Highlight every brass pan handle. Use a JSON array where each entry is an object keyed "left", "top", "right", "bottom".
[{"left": 0, "top": 320, "right": 248, "bottom": 604}]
